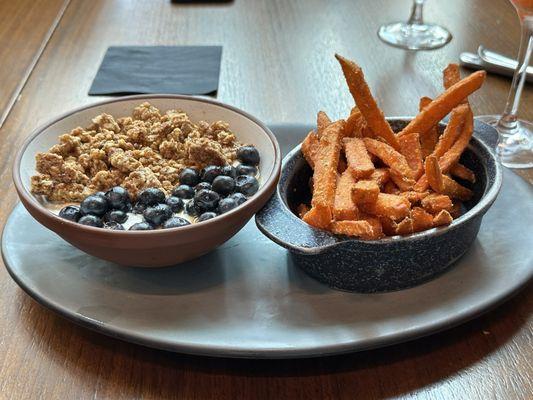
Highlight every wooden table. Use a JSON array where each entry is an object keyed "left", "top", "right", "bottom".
[{"left": 0, "top": 0, "right": 531, "bottom": 398}]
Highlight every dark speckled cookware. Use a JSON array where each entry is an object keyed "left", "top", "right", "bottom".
[{"left": 256, "top": 118, "right": 502, "bottom": 293}]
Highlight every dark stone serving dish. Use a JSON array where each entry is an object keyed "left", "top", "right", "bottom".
[{"left": 256, "top": 118, "right": 502, "bottom": 293}]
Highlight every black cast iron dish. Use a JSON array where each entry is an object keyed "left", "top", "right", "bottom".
[{"left": 256, "top": 118, "right": 502, "bottom": 293}]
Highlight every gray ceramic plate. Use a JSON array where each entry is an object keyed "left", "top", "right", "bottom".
[{"left": 2, "top": 123, "right": 532, "bottom": 359}]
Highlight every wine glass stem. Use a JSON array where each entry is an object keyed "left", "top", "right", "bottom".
[
  {"left": 408, "top": 0, "right": 425, "bottom": 25},
  {"left": 498, "top": 19, "right": 533, "bottom": 133}
]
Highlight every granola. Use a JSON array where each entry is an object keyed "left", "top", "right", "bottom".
[{"left": 31, "top": 102, "right": 242, "bottom": 201}]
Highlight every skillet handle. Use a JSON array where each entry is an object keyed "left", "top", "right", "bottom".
[{"left": 255, "top": 191, "right": 339, "bottom": 255}]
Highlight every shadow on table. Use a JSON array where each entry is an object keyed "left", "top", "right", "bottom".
[{"left": 18, "top": 283, "right": 531, "bottom": 399}]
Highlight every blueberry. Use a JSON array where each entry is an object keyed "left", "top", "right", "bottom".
[
  {"left": 162, "top": 217, "right": 191, "bottom": 229},
  {"left": 236, "top": 146, "right": 260, "bottom": 166},
  {"left": 80, "top": 194, "right": 108, "bottom": 216},
  {"left": 137, "top": 188, "right": 165, "bottom": 206},
  {"left": 95, "top": 191, "right": 107, "bottom": 199},
  {"left": 105, "top": 186, "right": 131, "bottom": 210},
  {"left": 172, "top": 184, "right": 195, "bottom": 199},
  {"left": 165, "top": 196, "right": 184, "bottom": 213},
  {"left": 59, "top": 205, "right": 80, "bottom": 222},
  {"left": 185, "top": 201, "right": 201, "bottom": 217},
  {"left": 132, "top": 202, "right": 146, "bottom": 214},
  {"left": 222, "top": 165, "right": 237, "bottom": 178},
  {"left": 198, "top": 212, "right": 217, "bottom": 222},
  {"left": 103, "top": 210, "right": 128, "bottom": 224},
  {"left": 143, "top": 204, "right": 173, "bottom": 226},
  {"left": 236, "top": 164, "right": 257, "bottom": 176},
  {"left": 179, "top": 167, "right": 200, "bottom": 186},
  {"left": 195, "top": 182, "right": 211, "bottom": 192},
  {"left": 229, "top": 192, "right": 247, "bottom": 206},
  {"left": 129, "top": 222, "right": 154, "bottom": 231},
  {"left": 78, "top": 215, "right": 103, "bottom": 227},
  {"left": 201, "top": 166, "right": 223, "bottom": 183},
  {"left": 104, "top": 221, "right": 125, "bottom": 230},
  {"left": 218, "top": 197, "right": 238, "bottom": 214},
  {"left": 211, "top": 175, "right": 235, "bottom": 196},
  {"left": 194, "top": 189, "right": 220, "bottom": 212},
  {"left": 235, "top": 175, "right": 259, "bottom": 196}
]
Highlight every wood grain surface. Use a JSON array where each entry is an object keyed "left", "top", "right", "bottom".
[
  {"left": 0, "top": 0, "right": 531, "bottom": 399},
  {"left": 0, "top": 0, "right": 69, "bottom": 128}
]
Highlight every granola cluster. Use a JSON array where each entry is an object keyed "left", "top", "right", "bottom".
[{"left": 31, "top": 102, "right": 241, "bottom": 201}]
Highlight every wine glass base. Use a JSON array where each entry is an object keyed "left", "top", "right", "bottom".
[
  {"left": 377, "top": 22, "right": 452, "bottom": 50},
  {"left": 477, "top": 115, "right": 533, "bottom": 169}
]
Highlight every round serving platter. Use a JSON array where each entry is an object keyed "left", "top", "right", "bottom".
[{"left": 2, "top": 123, "right": 532, "bottom": 359}]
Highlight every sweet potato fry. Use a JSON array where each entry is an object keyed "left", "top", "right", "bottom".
[
  {"left": 450, "top": 163, "right": 476, "bottom": 183},
  {"left": 297, "top": 203, "right": 310, "bottom": 219},
  {"left": 389, "top": 168, "right": 416, "bottom": 191},
  {"left": 398, "top": 70, "right": 485, "bottom": 137},
  {"left": 344, "top": 137, "right": 375, "bottom": 179},
  {"left": 421, "top": 193, "right": 453, "bottom": 214},
  {"left": 301, "top": 130, "right": 319, "bottom": 169},
  {"left": 362, "top": 126, "right": 376, "bottom": 138},
  {"left": 425, "top": 155, "right": 444, "bottom": 192},
  {"left": 400, "top": 191, "right": 430, "bottom": 204},
  {"left": 360, "top": 216, "right": 384, "bottom": 238},
  {"left": 419, "top": 97, "right": 440, "bottom": 158},
  {"left": 441, "top": 175, "right": 473, "bottom": 201},
  {"left": 414, "top": 110, "right": 474, "bottom": 192},
  {"left": 396, "top": 217, "right": 414, "bottom": 235},
  {"left": 344, "top": 108, "right": 365, "bottom": 138},
  {"left": 443, "top": 63, "right": 461, "bottom": 90},
  {"left": 432, "top": 104, "right": 469, "bottom": 158},
  {"left": 433, "top": 210, "right": 453, "bottom": 226},
  {"left": 335, "top": 54, "right": 401, "bottom": 150},
  {"left": 368, "top": 168, "right": 390, "bottom": 188},
  {"left": 303, "top": 120, "right": 346, "bottom": 229},
  {"left": 398, "top": 132, "right": 424, "bottom": 179},
  {"left": 362, "top": 193, "right": 411, "bottom": 221},
  {"left": 333, "top": 170, "right": 359, "bottom": 220},
  {"left": 411, "top": 207, "right": 434, "bottom": 232},
  {"left": 363, "top": 138, "right": 414, "bottom": 179},
  {"left": 352, "top": 180, "right": 380, "bottom": 207},
  {"left": 317, "top": 111, "right": 331, "bottom": 138},
  {"left": 331, "top": 220, "right": 381, "bottom": 240}
]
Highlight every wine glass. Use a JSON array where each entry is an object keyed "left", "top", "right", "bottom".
[
  {"left": 477, "top": 0, "right": 533, "bottom": 169},
  {"left": 377, "top": 0, "right": 452, "bottom": 51}
]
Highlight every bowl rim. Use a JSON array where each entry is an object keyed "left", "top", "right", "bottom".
[
  {"left": 13, "top": 94, "right": 282, "bottom": 236},
  {"left": 271, "top": 117, "right": 503, "bottom": 251}
]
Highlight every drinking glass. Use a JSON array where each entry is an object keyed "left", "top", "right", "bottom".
[
  {"left": 377, "top": 0, "right": 452, "bottom": 50},
  {"left": 477, "top": 0, "right": 533, "bottom": 169}
]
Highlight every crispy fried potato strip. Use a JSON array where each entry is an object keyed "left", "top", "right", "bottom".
[
  {"left": 333, "top": 170, "right": 359, "bottom": 221},
  {"left": 443, "top": 63, "right": 462, "bottom": 91},
  {"left": 331, "top": 219, "right": 383, "bottom": 240},
  {"left": 419, "top": 97, "right": 440, "bottom": 158},
  {"left": 303, "top": 120, "right": 345, "bottom": 229},
  {"left": 344, "top": 108, "right": 365, "bottom": 138},
  {"left": 344, "top": 137, "right": 375, "bottom": 179},
  {"left": 398, "top": 70, "right": 485, "bottom": 137},
  {"left": 335, "top": 54, "right": 401, "bottom": 150},
  {"left": 362, "top": 193, "right": 411, "bottom": 221},
  {"left": 432, "top": 104, "right": 469, "bottom": 158},
  {"left": 398, "top": 132, "right": 424, "bottom": 179},
  {"left": 433, "top": 210, "right": 453, "bottom": 226},
  {"left": 352, "top": 180, "right": 380, "bottom": 207},
  {"left": 363, "top": 138, "right": 414, "bottom": 179},
  {"left": 317, "top": 111, "right": 331, "bottom": 138},
  {"left": 421, "top": 193, "right": 453, "bottom": 214},
  {"left": 411, "top": 207, "right": 434, "bottom": 232},
  {"left": 450, "top": 163, "right": 476, "bottom": 183},
  {"left": 301, "top": 130, "right": 319, "bottom": 169}
]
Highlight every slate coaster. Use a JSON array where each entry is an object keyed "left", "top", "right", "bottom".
[{"left": 89, "top": 46, "right": 222, "bottom": 96}]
